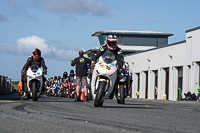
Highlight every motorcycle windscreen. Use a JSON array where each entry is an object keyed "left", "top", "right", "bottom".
[
  {"left": 31, "top": 65, "right": 39, "bottom": 73},
  {"left": 102, "top": 52, "right": 115, "bottom": 64}
]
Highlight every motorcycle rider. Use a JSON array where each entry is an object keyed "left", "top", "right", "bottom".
[
  {"left": 91, "top": 35, "right": 124, "bottom": 99},
  {"left": 44, "top": 78, "right": 50, "bottom": 95},
  {"left": 50, "top": 76, "right": 53, "bottom": 82},
  {"left": 53, "top": 76, "right": 58, "bottom": 84},
  {"left": 21, "top": 48, "right": 47, "bottom": 95},
  {"left": 58, "top": 76, "right": 62, "bottom": 83},
  {"left": 123, "top": 61, "right": 132, "bottom": 97},
  {"left": 66, "top": 70, "right": 75, "bottom": 97},
  {"left": 45, "top": 78, "right": 50, "bottom": 86},
  {"left": 70, "top": 50, "right": 91, "bottom": 102},
  {"left": 68, "top": 70, "right": 75, "bottom": 83},
  {"left": 62, "top": 71, "right": 68, "bottom": 83}
]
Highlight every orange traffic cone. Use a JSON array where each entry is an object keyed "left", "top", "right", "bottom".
[{"left": 79, "top": 87, "right": 85, "bottom": 101}]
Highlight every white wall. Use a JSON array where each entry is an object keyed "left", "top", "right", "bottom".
[{"left": 125, "top": 27, "right": 200, "bottom": 101}]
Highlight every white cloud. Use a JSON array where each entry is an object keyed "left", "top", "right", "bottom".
[
  {"left": 0, "top": 35, "right": 78, "bottom": 61},
  {"left": 36, "top": 0, "right": 110, "bottom": 16},
  {"left": 4, "top": 0, "right": 110, "bottom": 23}
]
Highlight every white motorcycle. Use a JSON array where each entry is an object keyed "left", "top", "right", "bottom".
[
  {"left": 46, "top": 83, "right": 55, "bottom": 97},
  {"left": 26, "top": 65, "right": 44, "bottom": 101},
  {"left": 91, "top": 51, "right": 117, "bottom": 107}
]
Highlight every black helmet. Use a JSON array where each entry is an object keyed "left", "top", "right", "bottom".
[
  {"left": 58, "top": 76, "right": 61, "bottom": 80},
  {"left": 54, "top": 76, "right": 57, "bottom": 80},
  {"left": 70, "top": 70, "right": 74, "bottom": 77},
  {"left": 63, "top": 72, "right": 68, "bottom": 79},
  {"left": 70, "top": 70, "right": 74, "bottom": 74},
  {"left": 32, "top": 48, "right": 41, "bottom": 60}
]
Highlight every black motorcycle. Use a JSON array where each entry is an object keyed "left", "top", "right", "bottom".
[
  {"left": 184, "top": 91, "right": 196, "bottom": 100},
  {"left": 114, "top": 68, "right": 130, "bottom": 104}
]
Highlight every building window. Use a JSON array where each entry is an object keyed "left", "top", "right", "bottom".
[
  {"left": 118, "top": 36, "right": 122, "bottom": 45},
  {"left": 98, "top": 35, "right": 107, "bottom": 45}
]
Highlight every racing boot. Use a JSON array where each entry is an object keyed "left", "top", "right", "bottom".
[
  {"left": 20, "top": 80, "right": 25, "bottom": 97},
  {"left": 109, "top": 78, "right": 119, "bottom": 100},
  {"left": 109, "top": 86, "right": 117, "bottom": 100},
  {"left": 22, "top": 83, "right": 27, "bottom": 97},
  {"left": 109, "top": 89, "right": 115, "bottom": 100}
]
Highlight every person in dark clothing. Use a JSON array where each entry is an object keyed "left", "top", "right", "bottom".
[
  {"left": 66, "top": 70, "right": 75, "bottom": 96},
  {"left": 92, "top": 35, "right": 123, "bottom": 68},
  {"left": 91, "top": 35, "right": 124, "bottom": 99},
  {"left": 68, "top": 70, "right": 75, "bottom": 83},
  {"left": 70, "top": 50, "right": 91, "bottom": 101},
  {"left": 22, "top": 48, "right": 47, "bottom": 94},
  {"left": 62, "top": 71, "right": 68, "bottom": 83},
  {"left": 53, "top": 76, "right": 58, "bottom": 84}
]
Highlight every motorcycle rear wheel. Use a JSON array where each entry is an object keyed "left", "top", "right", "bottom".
[
  {"left": 120, "top": 85, "right": 125, "bottom": 104},
  {"left": 94, "top": 81, "right": 106, "bottom": 107},
  {"left": 88, "top": 88, "right": 93, "bottom": 100},
  {"left": 115, "top": 85, "right": 125, "bottom": 104}
]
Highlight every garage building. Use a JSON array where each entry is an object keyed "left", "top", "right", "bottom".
[{"left": 125, "top": 26, "right": 200, "bottom": 101}]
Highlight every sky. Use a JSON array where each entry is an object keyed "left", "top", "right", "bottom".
[{"left": 0, "top": 0, "right": 200, "bottom": 80}]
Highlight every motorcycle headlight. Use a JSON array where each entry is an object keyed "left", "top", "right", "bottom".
[
  {"left": 36, "top": 76, "right": 41, "bottom": 79},
  {"left": 28, "top": 76, "right": 33, "bottom": 80}
]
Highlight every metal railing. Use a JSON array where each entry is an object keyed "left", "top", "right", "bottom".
[{"left": 0, "top": 75, "right": 18, "bottom": 94}]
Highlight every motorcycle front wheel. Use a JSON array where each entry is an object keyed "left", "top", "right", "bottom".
[
  {"left": 94, "top": 81, "right": 106, "bottom": 107},
  {"left": 32, "top": 81, "right": 38, "bottom": 101}
]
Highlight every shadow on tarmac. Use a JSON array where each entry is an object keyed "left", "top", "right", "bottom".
[
  {"left": 101, "top": 105, "right": 164, "bottom": 109},
  {"left": 100, "top": 102, "right": 164, "bottom": 109},
  {"left": 0, "top": 93, "right": 22, "bottom": 101},
  {"left": 0, "top": 93, "right": 75, "bottom": 102}
]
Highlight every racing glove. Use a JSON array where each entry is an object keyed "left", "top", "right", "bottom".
[
  {"left": 43, "top": 70, "right": 47, "bottom": 75},
  {"left": 118, "top": 67, "right": 123, "bottom": 73},
  {"left": 91, "top": 61, "right": 96, "bottom": 68},
  {"left": 118, "top": 68, "right": 124, "bottom": 79},
  {"left": 21, "top": 70, "right": 26, "bottom": 75}
]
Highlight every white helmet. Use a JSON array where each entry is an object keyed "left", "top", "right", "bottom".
[
  {"left": 106, "top": 35, "right": 118, "bottom": 50},
  {"left": 124, "top": 62, "right": 129, "bottom": 70}
]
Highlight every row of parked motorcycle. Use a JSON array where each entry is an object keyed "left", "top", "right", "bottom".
[{"left": 44, "top": 76, "right": 77, "bottom": 99}]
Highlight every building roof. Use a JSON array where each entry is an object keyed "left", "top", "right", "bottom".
[
  {"left": 118, "top": 45, "right": 156, "bottom": 51},
  {"left": 186, "top": 26, "right": 200, "bottom": 33},
  {"left": 91, "top": 30, "right": 174, "bottom": 36},
  {"left": 84, "top": 45, "right": 156, "bottom": 55}
]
